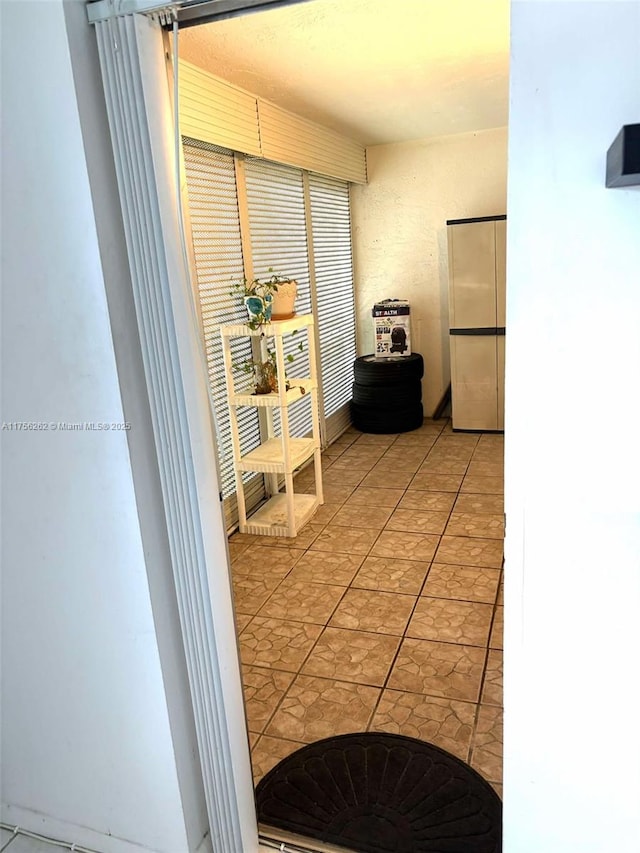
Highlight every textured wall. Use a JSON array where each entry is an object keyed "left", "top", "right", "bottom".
[{"left": 350, "top": 127, "right": 507, "bottom": 414}]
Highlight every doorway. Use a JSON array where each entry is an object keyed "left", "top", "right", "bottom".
[
  {"left": 91, "top": 3, "right": 510, "bottom": 849},
  {"left": 173, "top": 0, "right": 507, "bottom": 841}
]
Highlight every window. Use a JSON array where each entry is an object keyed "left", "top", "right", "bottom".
[{"left": 183, "top": 141, "right": 357, "bottom": 527}]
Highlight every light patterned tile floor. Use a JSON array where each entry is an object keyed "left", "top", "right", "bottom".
[{"left": 229, "top": 418, "right": 504, "bottom": 790}]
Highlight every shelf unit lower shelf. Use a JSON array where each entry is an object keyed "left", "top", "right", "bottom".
[
  {"left": 236, "top": 437, "right": 316, "bottom": 474},
  {"left": 241, "top": 493, "right": 320, "bottom": 537},
  {"left": 230, "top": 380, "right": 315, "bottom": 408}
]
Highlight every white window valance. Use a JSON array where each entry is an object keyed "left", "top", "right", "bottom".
[{"left": 178, "top": 59, "right": 367, "bottom": 184}]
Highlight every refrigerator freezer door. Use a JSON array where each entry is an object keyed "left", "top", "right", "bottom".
[
  {"left": 448, "top": 221, "right": 497, "bottom": 329},
  {"left": 450, "top": 335, "right": 499, "bottom": 431}
]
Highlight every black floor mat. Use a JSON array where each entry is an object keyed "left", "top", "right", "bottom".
[{"left": 255, "top": 732, "right": 501, "bottom": 853}]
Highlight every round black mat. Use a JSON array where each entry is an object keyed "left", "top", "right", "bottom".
[{"left": 255, "top": 732, "right": 501, "bottom": 853}]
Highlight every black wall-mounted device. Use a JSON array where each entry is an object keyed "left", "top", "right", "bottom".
[{"left": 606, "top": 124, "right": 640, "bottom": 188}]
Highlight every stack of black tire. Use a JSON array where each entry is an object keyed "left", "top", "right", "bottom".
[{"left": 351, "top": 354, "right": 424, "bottom": 434}]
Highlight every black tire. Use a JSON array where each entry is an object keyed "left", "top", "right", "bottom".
[
  {"left": 351, "top": 379, "right": 422, "bottom": 408},
  {"left": 351, "top": 401, "right": 424, "bottom": 434},
  {"left": 354, "top": 353, "right": 424, "bottom": 385}
]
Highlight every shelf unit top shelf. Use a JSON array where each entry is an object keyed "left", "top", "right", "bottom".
[{"left": 220, "top": 314, "right": 314, "bottom": 338}]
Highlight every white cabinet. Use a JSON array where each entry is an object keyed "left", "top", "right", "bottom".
[
  {"left": 220, "top": 314, "right": 323, "bottom": 537},
  {"left": 447, "top": 216, "right": 506, "bottom": 432},
  {"left": 450, "top": 335, "right": 501, "bottom": 431},
  {"left": 495, "top": 218, "right": 507, "bottom": 329}
]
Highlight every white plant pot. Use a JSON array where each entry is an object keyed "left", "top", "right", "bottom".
[{"left": 271, "top": 280, "right": 297, "bottom": 320}]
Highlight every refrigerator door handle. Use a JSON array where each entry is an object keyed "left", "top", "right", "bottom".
[{"left": 449, "top": 327, "right": 506, "bottom": 336}]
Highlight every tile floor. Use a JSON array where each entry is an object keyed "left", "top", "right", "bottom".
[{"left": 229, "top": 419, "right": 504, "bottom": 796}]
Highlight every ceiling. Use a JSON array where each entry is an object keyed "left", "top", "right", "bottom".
[{"left": 178, "top": 0, "right": 509, "bottom": 147}]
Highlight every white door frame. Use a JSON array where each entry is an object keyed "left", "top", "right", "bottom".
[{"left": 92, "top": 10, "right": 260, "bottom": 852}]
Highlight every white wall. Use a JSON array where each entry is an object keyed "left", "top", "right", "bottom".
[
  {"left": 350, "top": 127, "right": 507, "bottom": 414},
  {"left": 505, "top": 2, "right": 640, "bottom": 852},
  {"left": 0, "top": 2, "right": 194, "bottom": 850},
  {"left": 61, "top": 1, "right": 210, "bottom": 847}
]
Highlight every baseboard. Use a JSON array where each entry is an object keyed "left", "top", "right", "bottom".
[
  {"left": 452, "top": 428, "right": 504, "bottom": 434},
  {"left": 1, "top": 803, "right": 191, "bottom": 853}
]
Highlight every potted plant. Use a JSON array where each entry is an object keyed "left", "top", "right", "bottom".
[
  {"left": 233, "top": 338, "right": 305, "bottom": 395},
  {"left": 270, "top": 275, "right": 297, "bottom": 321},
  {"left": 234, "top": 349, "right": 279, "bottom": 395},
  {"left": 231, "top": 269, "right": 298, "bottom": 329}
]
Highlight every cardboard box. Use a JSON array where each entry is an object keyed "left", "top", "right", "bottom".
[{"left": 372, "top": 300, "right": 411, "bottom": 357}]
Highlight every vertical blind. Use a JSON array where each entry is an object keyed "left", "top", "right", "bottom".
[
  {"left": 182, "top": 139, "right": 265, "bottom": 527},
  {"left": 183, "top": 141, "right": 357, "bottom": 527}
]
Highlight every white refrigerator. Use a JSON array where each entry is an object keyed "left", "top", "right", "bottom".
[{"left": 447, "top": 215, "right": 506, "bottom": 431}]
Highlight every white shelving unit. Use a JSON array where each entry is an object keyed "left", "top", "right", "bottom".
[{"left": 220, "top": 314, "right": 324, "bottom": 538}]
